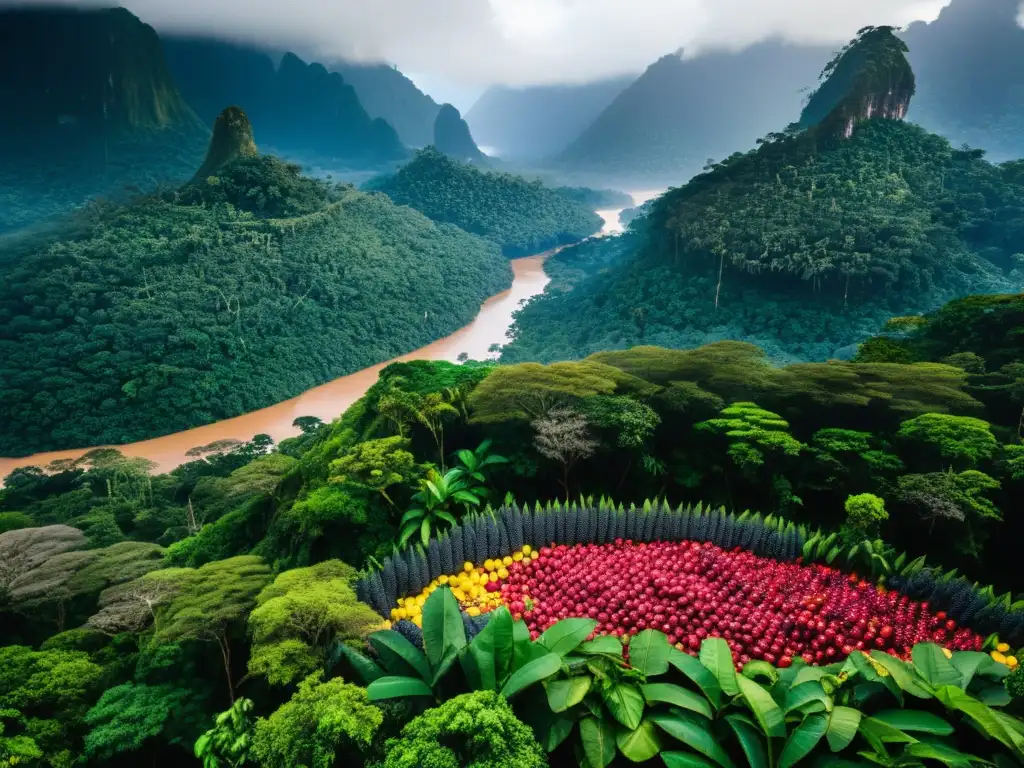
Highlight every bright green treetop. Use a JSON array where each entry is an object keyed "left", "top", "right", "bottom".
[
  {"left": 382, "top": 690, "right": 547, "bottom": 768},
  {"left": 247, "top": 561, "right": 382, "bottom": 686},
  {"left": 897, "top": 413, "right": 998, "bottom": 469},
  {"left": 696, "top": 402, "right": 804, "bottom": 471},
  {"left": 250, "top": 674, "right": 382, "bottom": 768}
]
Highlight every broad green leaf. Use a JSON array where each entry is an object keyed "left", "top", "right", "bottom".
[
  {"left": 662, "top": 752, "right": 717, "bottom": 767},
  {"left": 538, "top": 618, "right": 599, "bottom": 656},
  {"left": 331, "top": 643, "right": 384, "bottom": 684},
  {"left": 784, "top": 681, "right": 832, "bottom": 715},
  {"left": 422, "top": 587, "right": 467, "bottom": 684},
  {"left": 546, "top": 676, "right": 592, "bottom": 712},
  {"left": 826, "top": 706, "right": 862, "bottom": 752},
  {"left": 847, "top": 651, "right": 903, "bottom": 705},
  {"left": 368, "top": 630, "right": 432, "bottom": 682},
  {"left": 501, "top": 652, "right": 563, "bottom": 699},
  {"left": 911, "top": 644, "right": 962, "bottom": 688},
  {"left": 904, "top": 741, "right": 979, "bottom": 767},
  {"left": 779, "top": 714, "right": 828, "bottom": 768},
  {"left": 642, "top": 683, "right": 714, "bottom": 719},
  {"left": 737, "top": 674, "right": 786, "bottom": 739},
  {"left": 604, "top": 683, "right": 646, "bottom": 730},
  {"left": 631, "top": 630, "right": 671, "bottom": 676},
  {"left": 791, "top": 666, "right": 829, "bottom": 688},
  {"left": 700, "top": 638, "right": 739, "bottom": 697},
  {"left": 581, "top": 635, "right": 625, "bottom": 656},
  {"left": 868, "top": 652, "right": 934, "bottom": 699},
  {"left": 669, "top": 649, "right": 722, "bottom": 709},
  {"left": 366, "top": 675, "right": 433, "bottom": 701},
  {"left": 858, "top": 717, "right": 918, "bottom": 747},
  {"left": 651, "top": 712, "right": 735, "bottom": 768},
  {"left": 513, "top": 618, "right": 548, "bottom": 668},
  {"left": 935, "top": 686, "right": 1024, "bottom": 758},
  {"left": 616, "top": 718, "right": 663, "bottom": 763},
  {"left": 725, "top": 714, "right": 768, "bottom": 768},
  {"left": 871, "top": 710, "right": 953, "bottom": 736},
  {"left": 580, "top": 714, "right": 617, "bottom": 768},
  {"left": 973, "top": 680, "right": 1012, "bottom": 707},
  {"left": 742, "top": 661, "right": 780, "bottom": 686},
  {"left": 947, "top": 652, "right": 991, "bottom": 689},
  {"left": 467, "top": 606, "right": 514, "bottom": 691}
]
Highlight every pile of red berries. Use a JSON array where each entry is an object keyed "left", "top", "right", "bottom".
[{"left": 498, "top": 539, "right": 984, "bottom": 666}]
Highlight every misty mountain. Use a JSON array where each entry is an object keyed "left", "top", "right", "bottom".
[
  {"left": 331, "top": 60, "right": 441, "bottom": 148},
  {"left": 433, "top": 104, "right": 486, "bottom": 163},
  {"left": 904, "top": 0, "right": 1024, "bottom": 161},
  {"left": 554, "top": 41, "right": 829, "bottom": 185},
  {"left": 162, "top": 37, "right": 407, "bottom": 168},
  {"left": 0, "top": 6, "right": 208, "bottom": 232},
  {"left": 465, "top": 76, "right": 635, "bottom": 160}
]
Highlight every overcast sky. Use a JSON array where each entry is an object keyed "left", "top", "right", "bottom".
[{"left": 0, "top": 0, "right": 988, "bottom": 100}]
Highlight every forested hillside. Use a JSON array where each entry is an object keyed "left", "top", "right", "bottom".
[
  {"left": 504, "top": 29, "right": 1024, "bottom": 364},
  {"left": 0, "top": 7, "right": 209, "bottom": 233},
  {"left": 366, "top": 147, "right": 604, "bottom": 256},
  {"left": 0, "top": 123, "right": 510, "bottom": 455},
  {"left": 1, "top": 288, "right": 1023, "bottom": 766}
]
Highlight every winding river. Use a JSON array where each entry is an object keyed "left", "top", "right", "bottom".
[{"left": 0, "top": 191, "right": 662, "bottom": 478}]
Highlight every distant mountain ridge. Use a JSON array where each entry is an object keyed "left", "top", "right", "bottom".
[
  {"left": 162, "top": 37, "right": 406, "bottom": 168},
  {"left": 465, "top": 76, "right": 635, "bottom": 160},
  {"left": 554, "top": 41, "right": 830, "bottom": 184},
  {"left": 433, "top": 104, "right": 486, "bottom": 163},
  {"left": 904, "top": 0, "right": 1024, "bottom": 160},
  {"left": 331, "top": 60, "right": 441, "bottom": 148}
]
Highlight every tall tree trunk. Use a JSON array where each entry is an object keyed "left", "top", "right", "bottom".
[{"left": 216, "top": 634, "right": 235, "bottom": 705}]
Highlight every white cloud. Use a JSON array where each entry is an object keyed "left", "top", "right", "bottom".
[{"left": 3, "top": 0, "right": 951, "bottom": 87}]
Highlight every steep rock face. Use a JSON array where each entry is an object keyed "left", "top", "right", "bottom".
[
  {"left": 798, "top": 27, "right": 915, "bottom": 139},
  {"left": 465, "top": 76, "right": 635, "bottom": 160},
  {"left": 903, "top": 0, "right": 1024, "bottom": 160},
  {"left": 192, "top": 106, "right": 258, "bottom": 181},
  {"left": 433, "top": 104, "right": 486, "bottom": 163},
  {"left": 331, "top": 60, "right": 441, "bottom": 147},
  {"left": 0, "top": 7, "right": 205, "bottom": 160},
  {"left": 555, "top": 41, "right": 829, "bottom": 184},
  {"left": 162, "top": 38, "right": 406, "bottom": 167}
]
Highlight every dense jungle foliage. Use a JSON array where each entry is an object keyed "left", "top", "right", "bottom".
[
  {"left": 1, "top": 289, "right": 1023, "bottom": 765},
  {"left": 0, "top": 155, "right": 511, "bottom": 455},
  {"left": 504, "top": 119, "right": 1024, "bottom": 364},
  {"left": 365, "top": 147, "right": 604, "bottom": 256}
]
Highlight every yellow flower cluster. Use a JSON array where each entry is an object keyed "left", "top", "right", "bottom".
[
  {"left": 390, "top": 545, "right": 539, "bottom": 627},
  {"left": 991, "top": 643, "right": 1019, "bottom": 669}
]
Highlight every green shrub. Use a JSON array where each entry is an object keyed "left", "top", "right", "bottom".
[
  {"left": 844, "top": 493, "right": 889, "bottom": 533},
  {"left": 382, "top": 691, "right": 546, "bottom": 768}
]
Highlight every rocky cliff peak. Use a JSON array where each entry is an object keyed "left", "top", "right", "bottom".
[
  {"left": 433, "top": 103, "right": 485, "bottom": 162},
  {"left": 192, "top": 106, "right": 258, "bottom": 181},
  {"left": 798, "top": 26, "right": 915, "bottom": 138}
]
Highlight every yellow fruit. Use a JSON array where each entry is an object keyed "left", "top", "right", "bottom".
[
  {"left": 413, "top": 616, "right": 422, "bottom": 627},
  {"left": 942, "top": 648, "right": 952, "bottom": 659},
  {"left": 991, "top": 651, "right": 1007, "bottom": 664},
  {"left": 497, "top": 568, "right": 509, "bottom": 580},
  {"left": 503, "top": 556, "right": 513, "bottom": 566},
  {"left": 997, "top": 643, "right": 1010, "bottom": 653},
  {"left": 1007, "top": 656, "right": 1018, "bottom": 668},
  {"left": 487, "top": 559, "right": 498, "bottom": 571},
  {"left": 416, "top": 595, "right": 426, "bottom": 607},
  {"left": 531, "top": 551, "right": 540, "bottom": 560},
  {"left": 467, "top": 606, "right": 481, "bottom": 617},
  {"left": 522, "top": 545, "right": 532, "bottom": 555},
  {"left": 464, "top": 562, "right": 474, "bottom": 572},
  {"left": 439, "top": 575, "right": 450, "bottom": 585},
  {"left": 383, "top": 620, "right": 392, "bottom": 629},
  {"left": 513, "top": 552, "right": 524, "bottom": 562},
  {"left": 489, "top": 572, "right": 499, "bottom": 583}
]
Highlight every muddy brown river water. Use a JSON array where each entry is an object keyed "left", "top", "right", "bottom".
[{"left": 0, "top": 192, "right": 662, "bottom": 478}]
